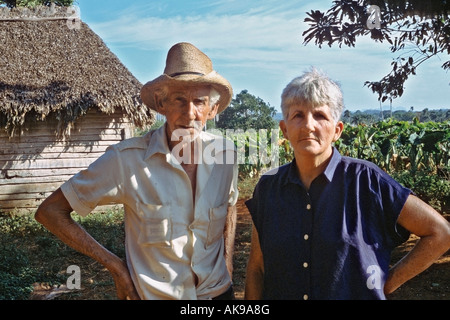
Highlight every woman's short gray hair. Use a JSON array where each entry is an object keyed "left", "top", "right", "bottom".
[{"left": 281, "top": 68, "right": 344, "bottom": 123}]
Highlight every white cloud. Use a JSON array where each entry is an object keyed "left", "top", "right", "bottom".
[
  {"left": 93, "top": 11, "right": 298, "bottom": 49},
  {"left": 90, "top": 4, "right": 389, "bottom": 79}
]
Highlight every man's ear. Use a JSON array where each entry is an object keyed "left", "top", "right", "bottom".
[
  {"left": 154, "top": 93, "right": 166, "bottom": 115},
  {"left": 207, "top": 103, "right": 219, "bottom": 120}
]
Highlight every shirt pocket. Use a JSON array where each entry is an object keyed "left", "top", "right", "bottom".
[
  {"left": 136, "top": 202, "right": 172, "bottom": 247},
  {"left": 207, "top": 202, "right": 228, "bottom": 246}
]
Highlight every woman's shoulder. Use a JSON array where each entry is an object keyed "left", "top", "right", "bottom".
[{"left": 340, "top": 155, "right": 385, "bottom": 174}]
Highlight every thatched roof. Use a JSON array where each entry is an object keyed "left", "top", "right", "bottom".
[{"left": 0, "top": 5, "right": 154, "bottom": 137}]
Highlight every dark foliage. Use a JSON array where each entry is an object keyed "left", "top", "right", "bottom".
[{"left": 303, "top": 0, "right": 450, "bottom": 103}]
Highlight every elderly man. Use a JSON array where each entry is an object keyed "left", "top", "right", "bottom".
[
  {"left": 245, "top": 68, "right": 450, "bottom": 300},
  {"left": 35, "top": 42, "right": 238, "bottom": 300}
]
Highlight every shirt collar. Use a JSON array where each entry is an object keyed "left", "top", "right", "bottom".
[
  {"left": 144, "top": 123, "right": 171, "bottom": 160},
  {"left": 323, "top": 146, "right": 341, "bottom": 182},
  {"left": 285, "top": 146, "right": 342, "bottom": 186}
]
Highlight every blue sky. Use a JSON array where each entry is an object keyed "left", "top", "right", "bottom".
[{"left": 75, "top": 0, "right": 449, "bottom": 112}]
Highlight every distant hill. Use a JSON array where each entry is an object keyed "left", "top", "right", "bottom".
[
  {"left": 274, "top": 112, "right": 283, "bottom": 121},
  {"left": 272, "top": 109, "right": 449, "bottom": 124}
]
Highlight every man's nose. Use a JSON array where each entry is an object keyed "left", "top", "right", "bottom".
[{"left": 186, "top": 101, "right": 197, "bottom": 119}]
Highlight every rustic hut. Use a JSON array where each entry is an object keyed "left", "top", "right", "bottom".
[{"left": 0, "top": 6, "right": 154, "bottom": 214}]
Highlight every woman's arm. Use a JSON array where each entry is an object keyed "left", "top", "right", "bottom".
[
  {"left": 384, "top": 194, "right": 450, "bottom": 295},
  {"left": 245, "top": 224, "right": 265, "bottom": 300}
]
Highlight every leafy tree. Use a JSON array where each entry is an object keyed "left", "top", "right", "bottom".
[
  {"left": 302, "top": 0, "right": 449, "bottom": 103},
  {"left": 340, "top": 108, "right": 450, "bottom": 124},
  {"left": 348, "top": 110, "right": 379, "bottom": 125},
  {"left": 216, "top": 90, "right": 277, "bottom": 130},
  {"left": 0, "top": 0, "right": 74, "bottom": 7}
]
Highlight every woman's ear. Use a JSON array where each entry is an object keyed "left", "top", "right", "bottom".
[
  {"left": 333, "top": 121, "right": 344, "bottom": 142},
  {"left": 279, "top": 120, "right": 289, "bottom": 140}
]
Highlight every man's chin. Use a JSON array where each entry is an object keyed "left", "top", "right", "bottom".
[{"left": 172, "top": 127, "right": 202, "bottom": 142}]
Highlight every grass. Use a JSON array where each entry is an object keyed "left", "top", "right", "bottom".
[
  {"left": 0, "top": 177, "right": 257, "bottom": 300},
  {"left": 0, "top": 208, "right": 126, "bottom": 300}
]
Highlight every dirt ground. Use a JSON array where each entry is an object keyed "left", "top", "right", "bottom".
[{"left": 233, "top": 199, "right": 450, "bottom": 300}]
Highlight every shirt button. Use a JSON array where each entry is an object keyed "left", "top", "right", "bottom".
[
  {"left": 304, "top": 234, "right": 309, "bottom": 240},
  {"left": 306, "top": 204, "right": 311, "bottom": 210},
  {"left": 303, "top": 294, "right": 309, "bottom": 300},
  {"left": 303, "top": 262, "right": 308, "bottom": 268}
]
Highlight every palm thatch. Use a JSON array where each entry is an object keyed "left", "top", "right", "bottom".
[{"left": 0, "top": 5, "right": 153, "bottom": 137}]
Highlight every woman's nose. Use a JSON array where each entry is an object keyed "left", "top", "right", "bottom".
[{"left": 303, "top": 114, "right": 315, "bottom": 131}]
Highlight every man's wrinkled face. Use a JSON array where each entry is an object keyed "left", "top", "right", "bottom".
[{"left": 155, "top": 84, "right": 219, "bottom": 148}]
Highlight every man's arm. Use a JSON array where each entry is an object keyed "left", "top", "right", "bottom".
[
  {"left": 244, "top": 224, "right": 264, "bottom": 300},
  {"left": 35, "top": 188, "right": 140, "bottom": 300},
  {"left": 223, "top": 204, "right": 237, "bottom": 279},
  {"left": 384, "top": 194, "right": 450, "bottom": 295}
]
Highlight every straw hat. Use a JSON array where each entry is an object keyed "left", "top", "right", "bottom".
[{"left": 140, "top": 42, "right": 233, "bottom": 114}]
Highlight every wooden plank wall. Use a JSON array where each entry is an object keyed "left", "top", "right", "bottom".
[{"left": 0, "top": 109, "right": 134, "bottom": 214}]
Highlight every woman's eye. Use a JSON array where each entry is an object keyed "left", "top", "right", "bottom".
[{"left": 315, "top": 113, "right": 327, "bottom": 119}]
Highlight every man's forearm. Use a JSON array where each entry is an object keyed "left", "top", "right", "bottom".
[{"left": 35, "top": 189, "right": 124, "bottom": 275}]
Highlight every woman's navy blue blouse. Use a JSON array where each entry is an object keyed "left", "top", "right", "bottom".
[{"left": 246, "top": 148, "right": 412, "bottom": 300}]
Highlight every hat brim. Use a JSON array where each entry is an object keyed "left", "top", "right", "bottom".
[{"left": 140, "top": 71, "right": 232, "bottom": 114}]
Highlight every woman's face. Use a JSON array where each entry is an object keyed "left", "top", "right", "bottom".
[{"left": 280, "top": 103, "right": 344, "bottom": 160}]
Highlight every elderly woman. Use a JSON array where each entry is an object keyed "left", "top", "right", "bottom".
[{"left": 244, "top": 68, "right": 450, "bottom": 300}]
